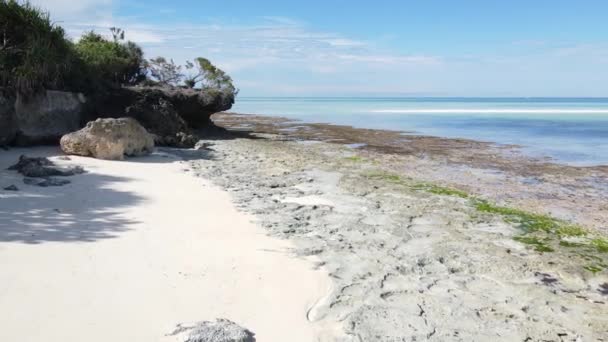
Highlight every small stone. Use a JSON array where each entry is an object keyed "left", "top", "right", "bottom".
[
  {"left": 168, "top": 319, "right": 255, "bottom": 342},
  {"left": 3, "top": 184, "right": 18, "bottom": 191}
]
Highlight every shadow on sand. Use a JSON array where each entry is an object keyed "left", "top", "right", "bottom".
[
  {"left": 0, "top": 171, "right": 143, "bottom": 244},
  {"left": 0, "top": 125, "right": 260, "bottom": 244}
]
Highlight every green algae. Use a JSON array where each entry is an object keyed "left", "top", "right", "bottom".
[
  {"left": 344, "top": 156, "right": 365, "bottom": 162},
  {"left": 411, "top": 183, "right": 469, "bottom": 198},
  {"left": 591, "top": 238, "right": 608, "bottom": 253},
  {"left": 513, "top": 236, "right": 554, "bottom": 253}
]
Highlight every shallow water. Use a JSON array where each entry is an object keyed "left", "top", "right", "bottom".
[{"left": 232, "top": 97, "right": 608, "bottom": 166}]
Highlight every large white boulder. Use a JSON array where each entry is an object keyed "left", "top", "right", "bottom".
[{"left": 60, "top": 117, "right": 154, "bottom": 160}]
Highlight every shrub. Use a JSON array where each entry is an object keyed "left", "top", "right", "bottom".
[
  {"left": 75, "top": 31, "right": 146, "bottom": 90},
  {"left": 0, "top": 0, "right": 79, "bottom": 94}
]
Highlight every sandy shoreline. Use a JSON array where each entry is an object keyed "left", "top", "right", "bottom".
[
  {"left": 0, "top": 147, "right": 331, "bottom": 342},
  {"left": 1, "top": 114, "right": 608, "bottom": 340}
]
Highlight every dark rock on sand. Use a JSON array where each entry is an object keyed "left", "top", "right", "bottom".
[
  {"left": 168, "top": 319, "right": 255, "bottom": 342},
  {"left": 3, "top": 185, "right": 19, "bottom": 191},
  {"left": 8, "top": 155, "right": 85, "bottom": 177},
  {"left": 154, "top": 131, "right": 200, "bottom": 149},
  {"left": 23, "top": 177, "right": 71, "bottom": 187}
]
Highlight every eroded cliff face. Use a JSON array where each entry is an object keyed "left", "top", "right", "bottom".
[
  {"left": 14, "top": 90, "right": 86, "bottom": 145},
  {"left": 0, "top": 90, "right": 86, "bottom": 146},
  {"left": 2, "top": 86, "right": 234, "bottom": 147},
  {"left": 0, "top": 90, "right": 16, "bottom": 145},
  {"left": 86, "top": 86, "right": 235, "bottom": 145}
]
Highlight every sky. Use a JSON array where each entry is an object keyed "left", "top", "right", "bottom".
[{"left": 31, "top": 0, "right": 608, "bottom": 97}]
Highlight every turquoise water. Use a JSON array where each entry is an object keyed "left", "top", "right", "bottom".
[{"left": 231, "top": 97, "right": 608, "bottom": 166}]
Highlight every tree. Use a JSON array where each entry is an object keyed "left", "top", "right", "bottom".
[
  {"left": 183, "top": 57, "right": 236, "bottom": 93},
  {"left": 109, "top": 27, "right": 125, "bottom": 42},
  {"left": 147, "top": 57, "right": 183, "bottom": 87}
]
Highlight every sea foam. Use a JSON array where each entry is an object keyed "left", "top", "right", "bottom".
[{"left": 372, "top": 109, "right": 608, "bottom": 114}]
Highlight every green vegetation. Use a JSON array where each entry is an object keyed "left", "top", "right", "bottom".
[
  {"left": 584, "top": 265, "right": 603, "bottom": 274},
  {"left": 344, "top": 156, "right": 365, "bottom": 162},
  {"left": 472, "top": 200, "right": 608, "bottom": 268},
  {"left": 363, "top": 168, "right": 607, "bottom": 268},
  {"left": 412, "top": 183, "right": 469, "bottom": 198},
  {"left": 0, "top": 0, "right": 80, "bottom": 93},
  {"left": 591, "top": 238, "right": 608, "bottom": 253},
  {"left": 74, "top": 30, "right": 146, "bottom": 89},
  {"left": 186, "top": 57, "right": 237, "bottom": 93},
  {"left": 147, "top": 56, "right": 238, "bottom": 93},
  {"left": 513, "top": 236, "right": 554, "bottom": 253},
  {"left": 0, "top": 1, "right": 236, "bottom": 96},
  {"left": 472, "top": 200, "right": 586, "bottom": 236},
  {"left": 365, "top": 171, "right": 474, "bottom": 199}
]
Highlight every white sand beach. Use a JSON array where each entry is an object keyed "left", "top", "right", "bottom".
[{"left": 0, "top": 147, "right": 330, "bottom": 342}]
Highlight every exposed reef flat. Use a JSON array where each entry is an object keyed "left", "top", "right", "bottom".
[
  {"left": 214, "top": 113, "right": 608, "bottom": 234},
  {"left": 189, "top": 113, "right": 608, "bottom": 341}
]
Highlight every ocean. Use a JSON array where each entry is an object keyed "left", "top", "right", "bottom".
[{"left": 231, "top": 97, "right": 608, "bottom": 166}]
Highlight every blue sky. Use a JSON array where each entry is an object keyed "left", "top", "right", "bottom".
[{"left": 33, "top": 0, "right": 608, "bottom": 96}]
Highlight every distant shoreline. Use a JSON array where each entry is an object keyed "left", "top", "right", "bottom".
[{"left": 227, "top": 96, "right": 608, "bottom": 166}]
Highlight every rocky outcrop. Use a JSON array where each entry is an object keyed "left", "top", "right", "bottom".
[
  {"left": 168, "top": 319, "right": 255, "bottom": 342},
  {"left": 14, "top": 90, "right": 86, "bottom": 145},
  {"left": 159, "top": 88, "right": 235, "bottom": 129},
  {"left": 86, "top": 86, "right": 234, "bottom": 146},
  {"left": 122, "top": 88, "right": 200, "bottom": 147},
  {"left": 60, "top": 118, "right": 154, "bottom": 160},
  {"left": 0, "top": 90, "right": 16, "bottom": 145},
  {"left": 4, "top": 86, "right": 233, "bottom": 147}
]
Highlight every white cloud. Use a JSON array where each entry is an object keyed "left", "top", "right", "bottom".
[
  {"left": 29, "top": 0, "right": 112, "bottom": 20},
  {"left": 63, "top": 22, "right": 166, "bottom": 43},
  {"left": 28, "top": 1, "right": 608, "bottom": 96}
]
